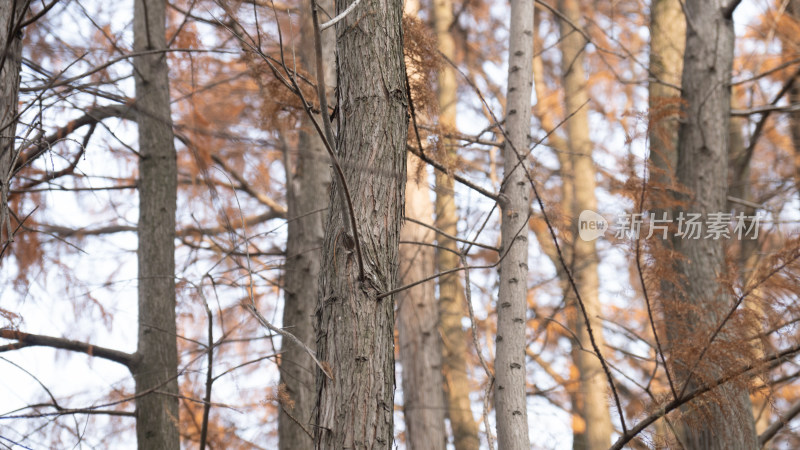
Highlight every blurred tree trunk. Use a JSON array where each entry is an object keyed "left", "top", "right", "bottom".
[
  {"left": 431, "top": 0, "right": 481, "bottom": 446},
  {"left": 0, "top": 1, "right": 25, "bottom": 247},
  {"left": 132, "top": 0, "right": 180, "bottom": 449},
  {"left": 494, "top": 0, "right": 533, "bottom": 447},
  {"left": 312, "top": 0, "right": 408, "bottom": 444},
  {"left": 668, "top": 0, "right": 758, "bottom": 447},
  {"left": 646, "top": 0, "right": 684, "bottom": 446},
  {"left": 398, "top": 154, "right": 447, "bottom": 450},
  {"left": 278, "top": 0, "right": 333, "bottom": 446},
  {"left": 788, "top": 0, "right": 800, "bottom": 191},
  {"left": 397, "top": 1, "right": 447, "bottom": 447},
  {"left": 555, "top": 1, "right": 613, "bottom": 448}
]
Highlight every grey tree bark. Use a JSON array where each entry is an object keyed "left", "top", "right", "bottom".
[
  {"left": 132, "top": 0, "right": 180, "bottom": 448},
  {"left": 312, "top": 0, "right": 408, "bottom": 445},
  {"left": 554, "top": 1, "right": 613, "bottom": 448},
  {"left": 788, "top": 0, "right": 800, "bottom": 192},
  {"left": 431, "top": 0, "right": 481, "bottom": 445},
  {"left": 398, "top": 154, "right": 446, "bottom": 450},
  {"left": 278, "top": 0, "right": 333, "bottom": 446},
  {"left": 494, "top": 0, "right": 533, "bottom": 447},
  {"left": 0, "top": 1, "right": 25, "bottom": 247},
  {"left": 668, "top": 0, "right": 759, "bottom": 447}
]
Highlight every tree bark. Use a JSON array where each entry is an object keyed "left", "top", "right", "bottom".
[
  {"left": 0, "top": 1, "right": 25, "bottom": 247},
  {"left": 554, "top": 2, "right": 613, "bottom": 449},
  {"left": 398, "top": 154, "right": 447, "bottom": 450},
  {"left": 278, "top": 0, "right": 333, "bottom": 446},
  {"left": 431, "top": 0, "right": 481, "bottom": 446},
  {"left": 788, "top": 0, "right": 800, "bottom": 192},
  {"left": 312, "top": 0, "right": 408, "bottom": 445},
  {"left": 669, "top": 1, "right": 758, "bottom": 447},
  {"left": 132, "top": 0, "right": 180, "bottom": 448},
  {"left": 646, "top": 0, "right": 684, "bottom": 446},
  {"left": 494, "top": 0, "right": 533, "bottom": 447}
]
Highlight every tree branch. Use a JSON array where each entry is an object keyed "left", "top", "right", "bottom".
[{"left": 0, "top": 329, "right": 134, "bottom": 368}]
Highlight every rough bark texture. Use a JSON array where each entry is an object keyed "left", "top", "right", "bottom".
[
  {"left": 554, "top": 1, "right": 613, "bottom": 449},
  {"left": 398, "top": 154, "right": 446, "bottom": 450},
  {"left": 431, "top": 0, "right": 481, "bottom": 446},
  {"left": 312, "top": 0, "right": 408, "bottom": 445},
  {"left": 278, "top": 0, "right": 334, "bottom": 446},
  {"left": 0, "top": 1, "right": 24, "bottom": 247},
  {"left": 132, "top": 0, "right": 180, "bottom": 449},
  {"left": 669, "top": 1, "right": 758, "bottom": 447},
  {"left": 494, "top": 0, "right": 533, "bottom": 447}
]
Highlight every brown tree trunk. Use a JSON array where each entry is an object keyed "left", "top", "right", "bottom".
[
  {"left": 278, "top": 0, "right": 333, "bottom": 446},
  {"left": 668, "top": 1, "right": 758, "bottom": 447},
  {"left": 494, "top": 0, "right": 533, "bottom": 447},
  {"left": 398, "top": 153, "right": 447, "bottom": 450},
  {"left": 431, "top": 0, "right": 481, "bottom": 446},
  {"left": 312, "top": 0, "right": 408, "bottom": 444},
  {"left": 788, "top": 0, "right": 800, "bottom": 192},
  {"left": 131, "top": 0, "right": 180, "bottom": 449},
  {"left": 646, "top": 0, "right": 684, "bottom": 446},
  {"left": 0, "top": 1, "right": 25, "bottom": 247},
  {"left": 555, "top": 1, "right": 613, "bottom": 448}
]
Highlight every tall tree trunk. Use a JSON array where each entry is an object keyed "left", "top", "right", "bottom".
[
  {"left": 132, "top": 0, "right": 180, "bottom": 449},
  {"left": 646, "top": 0, "right": 684, "bottom": 446},
  {"left": 278, "top": 0, "right": 334, "bottom": 445},
  {"left": 431, "top": 0, "right": 481, "bottom": 446},
  {"left": 495, "top": 0, "right": 533, "bottom": 447},
  {"left": 648, "top": 0, "right": 684, "bottom": 189},
  {"left": 668, "top": 1, "right": 758, "bottom": 447},
  {"left": 555, "top": 1, "right": 613, "bottom": 448},
  {"left": 312, "top": 0, "right": 408, "bottom": 444},
  {"left": 398, "top": 154, "right": 447, "bottom": 450},
  {"left": 397, "top": 0, "right": 447, "bottom": 447},
  {"left": 788, "top": 0, "right": 800, "bottom": 192},
  {"left": 0, "top": 1, "right": 25, "bottom": 248}
]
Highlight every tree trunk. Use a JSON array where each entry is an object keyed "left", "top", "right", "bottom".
[
  {"left": 788, "top": 0, "right": 800, "bottom": 192},
  {"left": 398, "top": 154, "right": 447, "bottom": 450},
  {"left": 312, "top": 0, "right": 408, "bottom": 444},
  {"left": 648, "top": 0, "right": 684, "bottom": 190},
  {"left": 132, "top": 0, "right": 180, "bottom": 448},
  {"left": 432, "top": 0, "right": 481, "bottom": 446},
  {"left": 646, "top": 0, "right": 684, "bottom": 446},
  {"left": 0, "top": 1, "right": 25, "bottom": 247},
  {"left": 669, "top": 1, "right": 758, "bottom": 447},
  {"left": 554, "top": 1, "right": 613, "bottom": 448},
  {"left": 494, "top": 0, "right": 533, "bottom": 447},
  {"left": 278, "top": 0, "right": 333, "bottom": 446}
]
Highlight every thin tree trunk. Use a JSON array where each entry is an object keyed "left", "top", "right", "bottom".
[
  {"left": 494, "top": 0, "right": 533, "bottom": 447},
  {"left": 646, "top": 0, "right": 684, "bottom": 446},
  {"left": 788, "top": 0, "right": 800, "bottom": 192},
  {"left": 312, "top": 0, "right": 408, "bottom": 444},
  {"left": 398, "top": 153, "right": 447, "bottom": 450},
  {"left": 648, "top": 0, "right": 684, "bottom": 189},
  {"left": 668, "top": 1, "right": 758, "bottom": 447},
  {"left": 0, "top": 1, "right": 25, "bottom": 247},
  {"left": 278, "top": 0, "right": 333, "bottom": 445},
  {"left": 555, "top": 1, "right": 613, "bottom": 448},
  {"left": 432, "top": 0, "right": 481, "bottom": 445},
  {"left": 132, "top": 0, "right": 180, "bottom": 449}
]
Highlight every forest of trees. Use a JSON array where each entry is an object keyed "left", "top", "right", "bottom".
[{"left": 2, "top": 0, "right": 800, "bottom": 448}]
